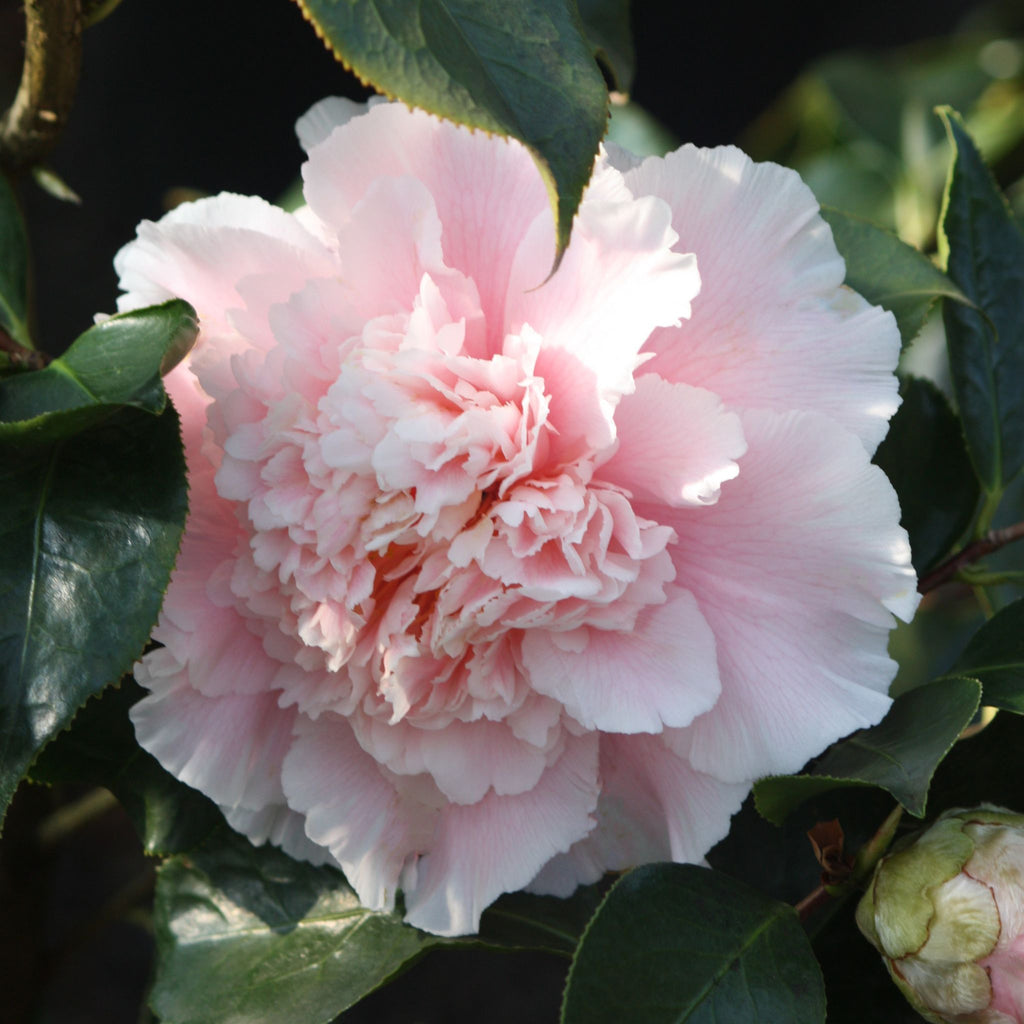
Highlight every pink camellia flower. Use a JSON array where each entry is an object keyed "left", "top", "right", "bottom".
[{"left": 121, "top": 98, "right": 918, "bottom": 936}]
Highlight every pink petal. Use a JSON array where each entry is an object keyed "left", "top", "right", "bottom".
[
  {"left": 646, "top": 409, "right": 918, "bottom": 782},
  {"left": 280, "top": 714, "right": 441, "bottom": 914},
  {"left": 349, "top": 714, "right": 555, "bottom": 805},
  {"left": 403, "top": 732, "right": 600, "bottom": 935},
  {"left": 295, "top": 96, "right": 367, "bottom": 151},
  {"left": 613, "top": 144, "right": 901, "bottom": 454},
  {"left": 302, "top": 103, "right": 548, "bottom": 331},
  {"left": 223, "top": 804, "right": 335, "bottom": 867},
  {"left": 506, "top": 165, "right": 699, "bottom": 457},
  {"left": 520, "top": 585, "right": 720, "bottom": 733},
  {"left": 599, "top": 373, "right": 747, "bottom": 506},
  {"left": 115, "top": 193, "right": 333, "bottom": 336},
  {"left": 129, "top": 670, "right": 296, "bottom": 810},
  {"left": 529, "top": 733, "right": 748, "bottom": 896}
]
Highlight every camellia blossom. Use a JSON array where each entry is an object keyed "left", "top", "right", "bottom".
[{"left": 122, "top": 98, "right": 918, "bottom": 936}]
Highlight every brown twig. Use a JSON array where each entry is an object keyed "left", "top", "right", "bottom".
[
  {"left": 795, "top": 884, "right": 832, "bottom": 921},
  {"left": 0, "top": 0, "right": 83, "bottom": 172},
  {"left": 918, "top": 520, "right": 1024, "bottom": 594}
]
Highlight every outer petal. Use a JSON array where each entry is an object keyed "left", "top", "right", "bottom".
[
  {"left": 520, "top": 586, "right": 720, "bottom": 734},
  {"left": 529, "top": 733, "right": 747, "bottom": 897},
  {"left": 614, "top": 144, "right": 900, "bottom": 454},
  {"left": 130, "top": 669, "right": 297, "bottom": 811},
  {"left": 599, "top": 373, "right": 747, "bottom": 507},
  {"left": 403, "top": 731, "right": 600, "bottom": 935},
  {"left": 302, "top": 103, "right": 548, "bottom": 331},
  {"left": 280, "top": 713, "right": 441, "bottom": 914},
  {"left": 223, "top": 804, "right": 335, "bottom": 867},
  {"left": 115, "top": 193, "right": 334, "bottom": 336},
  {"left": 644, "top": 409, "right": 917, "bottom": 783}
]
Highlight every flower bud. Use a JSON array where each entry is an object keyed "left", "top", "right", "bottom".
[{"left": 857, "top": 806, "right": 1024, "bottom": 1023}]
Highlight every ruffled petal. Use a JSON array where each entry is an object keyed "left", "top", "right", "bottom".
[
  {"left": 222, "top": 803, "right": 335, "bottom": 867},
  {"left": 646, "top": 408, "right": 918, "bottom": 782},
  {"left": 529, "top": 733, "right": 747, "bottom": 897},
  {"left": 403, "top": 731, "right": 600, "bottom": 935},
  {"left": 115, "top": 193, "right": 333, "bottom": 336},
  {"left": 613, "top": 144, "right": 901, "bottom": 454},
  {"left": 506, "top": 164, "right": 699, "bottom": 457},
  {"left": 129, "top": 668, "right": 297, "bottom": 810},
  {"left": 302, "top": 103, "right": 548, "bottom": 330},
  {"left": 520, "top": 586, "right": 720, "bottom": 734},
  {"left": 599, "top": 373, "right": 747, "bottom": 507},
  {"left": 280, "top": 713, "right": 441, "bottom": 914}
]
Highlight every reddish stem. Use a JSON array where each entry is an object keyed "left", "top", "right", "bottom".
[{"left": 919, "top": 520, "right": 1024, "bottom": 594}]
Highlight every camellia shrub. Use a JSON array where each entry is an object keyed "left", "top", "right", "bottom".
[{"left": 3, "top": 2, "right": 1024, "bottom": 1022}]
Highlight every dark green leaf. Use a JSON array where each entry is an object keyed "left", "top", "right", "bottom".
[
  {"left": 942, "top": 598, "right": 1024, "bottom": 712},
  {"left": 821, "top": 207, "right": 966, "bottom": 348},
  {"left": 561, "top": 864, "right": 825, "bottom": 1024},
  {"left": 938, "top": 107, "right": 1024, "bottom": 492},
  {"left": 151, "top": 829, "right": 445, "bottom": 1024},
  {"left": 0, "top": 406, "right": 188, "bottom": 822},
  {"left": 29, "top": 678, "right": 224, "bottom": 855},
  {"left": 293, "top": 0, "right": 608, "bottom": 263},
  {"left": 873, "top": 376, "right": 979, "bottom": 572},
  {"left": 575, "top": 0, "right": 633, "bottom": 94},
  {"left": 754, "top": 677, "right": 982, "bottom": 824},
  {"left": 478, "top": 882, "right": 609, "bottom": 956},
  {"left": 0, "top": 300, "right": 198, "bottom": 444},
  {"left": 0, "top": 171, "right": 31, "bottom": 349}
]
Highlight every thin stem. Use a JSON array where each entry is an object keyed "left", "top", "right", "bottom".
[
  {"left": 796, "top": 804, "right": 904, "bottom": 923},
  {"left": 956, "top": 568, "right": 1024, "bottom": 588},
  {"left": 0, "top": 0, "right": 83, "bottom": 172},
  {"left": 851, "top": 804, "right": 904, "bottom": 884},
  {"left": 975, "top": 488, "right": 1003, "bottom": 540},
  {"left": 919, "top": 520, "right": 1024, "bottom": 594}
]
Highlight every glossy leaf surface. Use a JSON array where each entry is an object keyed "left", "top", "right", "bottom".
[
  {"left": 822, "top": 206, "right": 966, "bottom": 348},
  {"left": 562, "top": 864, "right": 825, "bottom": 1024},
  {"left": 576, "top": 0, "right": 633, "bottom": 94},
  {"left": 754, "top": 676, "right": 982, "bottom": 823},
  {"left": 938, "top": 107, "right": 1024, "bottom": 492},
  {"left": 0, "top": 300, "right": 198, "bottom": 443},
  {"left": 0, "top": 407, "right": 187, "bottom": 821},
  {"left": 873, "top": 376, "right": 979, "bottom": 572},
  {"left": 293, "top": 0, "right": 609, "bottom": 262},
  {"left": 943, "top": 599, "right": 1024, "bottom": 712}
]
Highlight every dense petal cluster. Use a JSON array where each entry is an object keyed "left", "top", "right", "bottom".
[{"left": 123, "top": 98, "right": 917, "bottom": 935}]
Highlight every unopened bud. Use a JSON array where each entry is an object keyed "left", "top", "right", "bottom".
[{"left": 857, "top": 806, "right": 1024, "bottom": 1023}]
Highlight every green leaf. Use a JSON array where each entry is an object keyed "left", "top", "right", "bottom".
[
  {"left": 754, "top": 677, "right": 982, "bottom": 824},
  {"left": 0, "top": 299, "right": 198, "bottom": 444},
  {"left": 0, "top": 406, "right": 188, "bottom": 822},
  {"left": 0, "top": 171, "right": 31, "bottom": 349},
  {"left": 293, "top": 0, "right": 608, "bottom": 263},
  {"left": 29, "top": 678, "right": 224, "bottom": 855},
  {"left": 873, "top": 376, "right": 979, "bottom": 572},
  {"left": 561, "top": 864, "right": 825, "bottom": 1024},
  {"left": 820, "top": 206, "right": 967, "bottom": 348},
  {"left": 478, "top": 882, "right": 609, "bottom": 956},
  {"left": 575, "top": 0, "right": 633, "bottom": 94},
  {"left": 151, "top": 829, "right": 446, "bottom": 1024},
  {"left": 938, "top": 107, "right": 1024, "bottom": 492},
  {"left": 942, "top": 598, "right": 1024, "bottom": 712}
]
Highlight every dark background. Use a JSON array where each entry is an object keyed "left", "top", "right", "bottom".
[{"left": 0, "top": 1, "right": 994, "bottom": 1022}]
